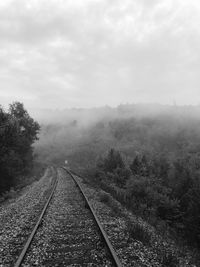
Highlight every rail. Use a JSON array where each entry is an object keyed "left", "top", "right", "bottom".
[
  {"left": 14, "top": 174, "right": 58, "bottom": 267},
  {"left": 62, "top": 167, "right": 122, "bottom": 267}
]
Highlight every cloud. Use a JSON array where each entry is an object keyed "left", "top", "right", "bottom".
[{"left": 0, "top": 0, "right": 200, "bottom": 109}]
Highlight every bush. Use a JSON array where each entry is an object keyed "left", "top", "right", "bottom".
[
  {"left": 159, "top": 248, "right": 179, "bottom": 267},
  {"left": 127, "top": 221, "right": 152, "bottom": 246},
  {"left": 99, "top": 191, "right": 122, "bottom": 216},
  {"left": 99, "top": 192, "right": 110, "bottom": 203}
]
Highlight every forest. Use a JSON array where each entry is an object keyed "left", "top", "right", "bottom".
[
  {"left": 1, "top": 102, "right": 200, "bottom": 249},
  {"left": 35, "top": 104, "right": 200, "bottom": 248},
  {"left": 0, "top": 102, "right": 40, "bottom": 193},
  {"left": 92, "top": 148, "right": 200, "bottom": 246}
]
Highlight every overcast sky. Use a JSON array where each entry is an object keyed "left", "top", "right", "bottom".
[{"left": 0, "top": 0, "right": 200, "bottom": 109}]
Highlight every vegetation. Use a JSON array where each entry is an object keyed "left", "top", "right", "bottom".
[
  {"left": 35, "top": 104, "right": 200, "bottom": 255},
  {"left": 91, "top": 148, "right": 200, "bottom": 247},
  {"left": 0, "top": 102, "right": 40, "bottom": 194}
]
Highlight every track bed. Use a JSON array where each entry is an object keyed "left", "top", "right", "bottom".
[
  {"left": 0, "top": 167, "right": 56, "bottom": 266},
  {"left": 21, "top": 168, "right": 118, "bottom": 266}
]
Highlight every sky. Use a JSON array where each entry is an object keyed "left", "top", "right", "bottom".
[{"left": 0, "top": 0, "right": 200, "bottom": 109}]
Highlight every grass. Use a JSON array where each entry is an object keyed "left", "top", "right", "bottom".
[{"left": 98, "top": 188, "right": 181, "bottom": 266}]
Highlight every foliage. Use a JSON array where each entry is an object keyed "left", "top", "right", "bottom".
[
  {"left": 0, "top": 102, "right": 40, "bottom": 193},
  {"left": 35, "top": 104, "right": 200, "bottom": 250},
  {"left": 103, "top": 148, "right": 125, "bottom": 172},
  {"left": 127, "top": 221, "right": 152, "bottom": 246},
  {"left": 94, "top": 148, "right": 200, "bottom": 246}
]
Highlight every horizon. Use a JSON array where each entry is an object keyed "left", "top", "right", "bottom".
[
  {"left": 28, "top": 102, "right": 200, "bottom": 123},
  {"left": 3, "top": 101, "right": 200, "bottom": 117}
]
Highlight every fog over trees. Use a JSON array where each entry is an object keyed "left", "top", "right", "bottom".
[
  {"left": 1, "top": 0, "right": 200, "bottom": 264},
  {"left": 34, "top": 103, "right": 200, "bottom": 167},
  {"left": 0, "top": 102, "right": 200, "bottom": 260},
  {"left": 1, "top": 102, "right": 200, "bottom": 250},
  {"left": 33, "top": 103, "right": 200, "bottom": 247}
]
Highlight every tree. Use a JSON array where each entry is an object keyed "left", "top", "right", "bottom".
[
  {"left": 0, "top": 102, "right": 40, "bottom": 193},
  {"left": 9, "top": 102, "right": 40, "bottom": 170},
  {"left": 104, "top": 148, "right": 125, "bottom": 172},
  {"left": 130, "top": 156, "right": 141, "bottom": 175}
]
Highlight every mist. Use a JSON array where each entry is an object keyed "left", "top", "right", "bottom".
[
  {"left": 34, "top": 103, "right": 200, "bottom": 168},
  {"left": 31, "top": 103, "right": 200, "bottom": 125},
  {"left": 2, "top": 1, "right": 200, "bottom": 264}
]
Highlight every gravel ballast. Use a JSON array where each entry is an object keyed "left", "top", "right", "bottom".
[
  {"left": 1, "top": 166, "right": 196, "bottom": 266},
  {"left": 22, "top": 168, "right": 115, "bottom": 266},
  {"left": 0, "top": 166, "right": 55, "bottom": 266},
  {"left": 77, "top": 175, "right": 197, "bottom": 267}
]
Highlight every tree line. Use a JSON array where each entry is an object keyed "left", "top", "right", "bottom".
[
  {"left": 0, "top": 102, "right": 40, "bottom": 193},
  {"left": 34, "top": 105, "right": 200, "bottom": 251},
  {"left": 91, "top": 148, "right": 200, "bottom": 246}
]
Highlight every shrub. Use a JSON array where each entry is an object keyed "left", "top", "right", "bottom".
[
  {"left": 127, "top": 221, "right": 152, "bottom": 246},
  {"left": 99, "top": 191, "right": 122, "bottom": 216},
  {"left": 99, "top": 192, "right": 110, "bottom": 203},
  {"left": 160, "top": 248, "right": 179, "bottom": 267},
  {"left": 107, "top": 197, "right": 121, "bottom": 216}
]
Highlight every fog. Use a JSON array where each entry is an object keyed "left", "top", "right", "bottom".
[
  {"left": 1, "top": 0, "right": 200, "bottom": 177},
  {"left": 33, "top": 103, "right": 200, "bottom": 169},
  {"left": 31, "top": 103, "right": 200, "bottom": 126},
  {"left": 2, "top": 2, "right": 200, "bottom": 261}
]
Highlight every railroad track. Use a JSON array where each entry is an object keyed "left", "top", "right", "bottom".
[
  {"left": 14, "top": 172, "right": 58, "bottom": 267},
  {"left": 14, "top": 167, "right": 122, "bottom": 267}
]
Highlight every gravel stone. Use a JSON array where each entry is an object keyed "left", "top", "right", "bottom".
[
  {"left": 79, "top": 177, "right": 197, "bottom": 267},
  {"left": 22, "top": 168, "right": 115, "bottom": 266},
  {"left": 0, "top": 167, "right": 56, "bottom": 266},
  {"left": 79, "top": 179, "right": 164, "bottom": 267}
]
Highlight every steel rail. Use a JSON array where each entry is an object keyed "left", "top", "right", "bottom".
[
  {"left": 14, "top": 174, "right": 58, "bottom": 267},
  {"left": 62, "top": 167, "right": 122, "bottom": 267}
]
